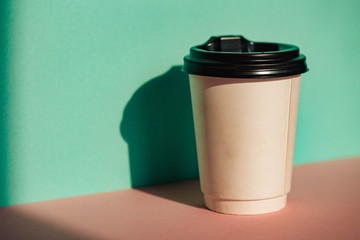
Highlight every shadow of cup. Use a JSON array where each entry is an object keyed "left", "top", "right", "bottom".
[{"left": 120, "top": 66, "right": 198, "bottom": 188}]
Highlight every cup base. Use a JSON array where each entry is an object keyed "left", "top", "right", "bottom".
[{"left": 204, "top": 194, "right": 287, "bottom": 215}]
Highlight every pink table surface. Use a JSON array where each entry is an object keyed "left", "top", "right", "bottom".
[{"left": 1, "top": 157, "right": 360, "bottom": 240}]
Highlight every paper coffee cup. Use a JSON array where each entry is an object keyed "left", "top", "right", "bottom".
[{"left": 183, "top": 36, "right": 308, "bottom": 215}]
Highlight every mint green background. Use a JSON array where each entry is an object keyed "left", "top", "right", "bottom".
[{"left": 1, "top": 0, "right": 359, "bottom": 207}]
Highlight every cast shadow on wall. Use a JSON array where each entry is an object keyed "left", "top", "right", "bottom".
[
  {"left": 120, "top": 66, "right": 199, "bottom": 188},
  {"left": 0, "top": 0, "right": 10, "bottom": 206}
]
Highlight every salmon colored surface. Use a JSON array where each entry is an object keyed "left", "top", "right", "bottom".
[{"left": 1, "top": 157, "right": 359, "bottom": 239}]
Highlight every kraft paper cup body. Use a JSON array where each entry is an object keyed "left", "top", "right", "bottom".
[{"left": 189, "top": 74, "right": 301, "bottom": 215}]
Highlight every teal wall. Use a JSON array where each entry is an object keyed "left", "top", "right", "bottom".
[{"left": 1, "top": 0, "right": 360, "bottom": 207}]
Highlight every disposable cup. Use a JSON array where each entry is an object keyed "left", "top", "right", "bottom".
[{"left": 183, "top": 35, "right": 308, "bottom": 214}]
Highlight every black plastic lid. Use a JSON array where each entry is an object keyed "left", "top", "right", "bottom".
[{"left": 183, "top": 35, "right": 308, "bottom": 78}]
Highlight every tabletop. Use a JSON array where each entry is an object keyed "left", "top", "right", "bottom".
[{"left": 1, "top": 157, "right": 360, "bottom": 240}]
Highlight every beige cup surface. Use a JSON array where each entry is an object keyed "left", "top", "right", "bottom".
[{"left": 189, "top": 75, "right": 301, "bottom": 215}]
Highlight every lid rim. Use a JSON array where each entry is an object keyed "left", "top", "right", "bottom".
[{"left": 183, "top": 35, "right": 308, "bottom": 79}]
